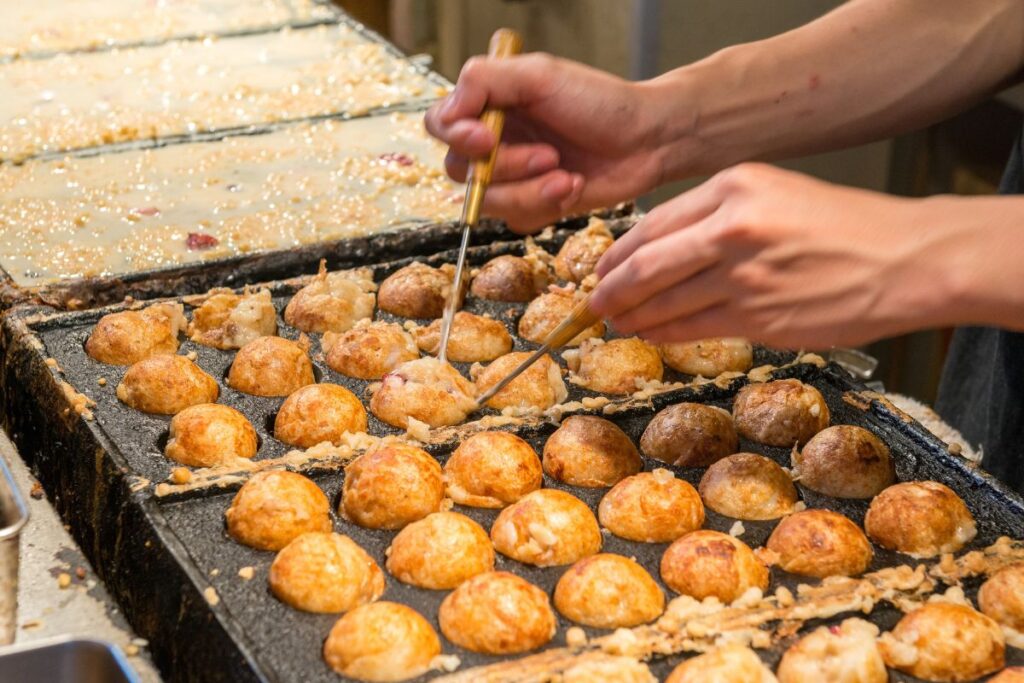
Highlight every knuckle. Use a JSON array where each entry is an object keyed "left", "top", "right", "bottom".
[{"left": 460, "top": 56, "right": 487, "bottom": 82}]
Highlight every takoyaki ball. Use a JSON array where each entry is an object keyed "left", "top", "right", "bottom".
[
  {"left": 443, "top": 431, "right": 542, "bottom": 508},
  {"left": 377, "top": 262, "right": 461, "bottom": 319},
  {"left": 659, "top": 338, "right": 754, "bottom": 377},
  {"left": 340, "top": 443, "right": 444, "bottom": 530},
  {"left": 386, "top": 511, "right": 494, "bottom": 590},
  {"left": 980, "top": 564, "right": 1024, "bottom": 633},
  {"left": 470, "top": 254, "right": 549, "bottom": 302},
  {"left": 412, "top": 312, "right": 512, "bottom": 363},
  {"left": 794, "top": 425, "right": 895, "bottom": 499},
  {"left": 542, "top": 415, "right": 641, "bottom": 488},
  {"left": 324, "top": 602, "right": 441, "bottom": 682},
  {"left": 274, "top": 383, "right": 367, "bottom": 448},
  {"left": 283, "top": 264, "right": 375, "bottom": 334},
  {"left": 553, "top": 554, "right": 664, "bottom": 629},
  {"left": 518, "top": 286, "right": 605, "bottom": 346},
  {"left": 227, "top": 336, "right": 314, "bottom": 397},
  {"left": 553, "top": 217, "right": 614, "bottom": 283},
  {"left": 438, "top": 571, "right": 556, "bottom": 655},
  {"left": 991, "top": 668, "right": 1024, "bottom": 683},
  {"left": 490, "top": 489, "right": 602, "bottom": 567},
  {"left": 323, "top": 320, "right": 419, "bottom": 381},
  {"left": 776, "top": 618, "right": 886, "bottom": 683},
  {"left": 568, "top": 337, "right": 663, "bottom": 395},
  {"left": 165, "top": 403, "right": 257, "bottom": 468},
  {"left": 471, "top": 352, "right": 567, "bottom": 411},
  {"left": 879, "top": 603, "right": 1004, "bottom": 682},
  {"left": 666, "top": 644, "right": 778, "bottom": 683},
  {"left": 369, "top": 358, "right": 476, "bottom": 429},
  {"left": 765, "top": 509, "right": 872, "bottom": 578},
  {"left": 225, "top": 470, "right": 331, "bottom": 551},
  {"left": 660, "top": 530, "right": 769, "bottom": 604},
  {"left": 116, "top": 354, "right": 219, "bottom": 415},
  {"left": 598, "top": 469, "right": 704, "bottom": 543},
  {"left": 86, "top": 302, "right": 185, "bottom": 365},
  {"left": 864, "top": 481, "right": 977, "bottom": 558},
  {"left": 732, "top": 379, "right": 830, "bottom": 447},
  {"left": 698, "top": 453, "right": 798, "bottom": 521},
  {"left": 269, "top": 532, "right": 384, "bottom": 613},
  {"left": 188, "top": 288, "right": 277, "bottom": 350},
  {"left": 640, "top": 402, "right": 738, "bottom": 467}
]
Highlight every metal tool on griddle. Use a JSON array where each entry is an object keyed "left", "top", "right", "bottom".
[{"left": 437, "top": 28, "right": 523, "bottom": 365}]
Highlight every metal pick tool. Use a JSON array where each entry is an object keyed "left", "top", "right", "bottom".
[{"left": 437, "top": 28, "right": 523, "bottom": 364}]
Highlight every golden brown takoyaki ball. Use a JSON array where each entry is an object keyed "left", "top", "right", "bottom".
[
  {"left": 470, "top": 254, "right": 549, "bottom": 302},
  {"left": 665, "top": 644, "right": 777, "bottom": 683},
  {"left": 443, "top": 431, "right": 542, "bottom": 508},
  {"left": 471, "top": 352, "right": 567, "bottom": 411},
  {"left": 283, "top": 265, "right": 375, "bottom": 334},
  {"left": 187, "top": 288, "right": 278, "bottom": 350},
  {"left": 518, "top": 286, "right": 605, "bottom": 346},
  {"left": 794, "top": 425, "right": 895, "bottom": 499},
  {"left": 116, "top": 354, "right": 219, "bottom": 415},
  {"left": 660, "top": 530, "right": 769, "bottom": 604},
  {"left": 225, "top": 470, "right": 331, "bottom": 551},
  {"left": 542, "top": 415, "right": 641, "bottom": 488},
  {"left": 698, "top": 453, "right": 798, "bottom": 521},
  {"left": 553, "top": 554, "right": 664, "bottom": 629},
  {"left": 438, "top": 571, "right": 556, "bottom": 655},
  {"left": 553, "top": 217, "right": 614, "bottom": 283},
  {"left": 776, "top": 618, "right": 886, "bottom": 683},
  {"left": 980, "top": 564, "right": 1024, "bottom": 633},
  {"left": 879, "top": 603, "right": 1004, "bottom": 682},
  {"left": 324, "top": 602, "right": 441, "bottom": 682},
  {"left": 490, "top": 489, "right": 602, "bottom": 567},
  {"left": 598, "top": 469, "right": 704, "bottom": 543},
  {"left": 658, "top": 338, "right": 754, "bottom": 377},
  {"left": 386, "top": 511, "right": 494, "bottom": 590},
  {"left": 764, "top": 509, "right": 872, "bottom": 578},
  {"left": 412, "top": 312, "right": 512, "bottom": 363},
  {"left": 86, "top": 302, "right": 185, "bottom": 365},
  {"left": 269, "top": 532, "right": 384, "bottom": 613},
  {"left": 991, "top": 668, "right": 1024, "bottom": 683},
  {"left": 864, "top": 481, "right": 977, "bottom": 558},
  {"left": 568, "top": 337, "right": 663, "bottom": 395},
  {"left": 377, "top": 262, "right": 461, "bottom": 319},
  {"left": 640, "top": 402, "right": 738, "bottom": 467},
  {"left": 732, "top": 379, "right": 830, "bottom": 447},
  {"left": 340, "top": 443, "right": 444, "bottom": 530},
  {"left": 165, "top": 403, "right": 257, "bottom": 468},
  {"left": 323, "top": 320, "right": 419, "bottom": 381},
  {"left": 273, "top": 384, "right": 367, "bottom": 448},
  {"left": 369, "top": 358, "right": 476, "bottom": 429},
  {"left": 227, "top": 336, "right": 314, "bottom": 397}
]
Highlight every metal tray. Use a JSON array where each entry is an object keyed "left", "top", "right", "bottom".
[{"left": 0, "top": 636, "right": 139, "bottom": 683}]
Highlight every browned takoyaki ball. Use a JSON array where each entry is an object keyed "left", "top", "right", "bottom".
[
  {"left": 518, "top": 286, "right": 605, "bottom": 346},
  {"left": 553, "top": 554, "right": 664, "bottom": 629},
  {"left": 980, "top": 563, "right": 1024, "bottom": 634},
  {"left": 340, "top": 443, "right": 444, "bottom": 530},
  {"left": 568, "top": 337, "right": 663, "bottom": 395},
  {"left": 794, "top": 425, "right": 895, "bottom": 499},
  {"left": 86, "top": 302, "right": 185, "bottom": 365},
  {"left": 369, "top": 358, "right": 476, "bottom": 429},
  {"left": 732, "top": 379, "right": 830, "bottom": 447},
  {"left": 323, "top": 320, "right": 419, "bottom": 381},
  {"left": 660, "top": 530, "right": 769, "bottom": 604},
  {"left": 324, "top": 602, "right": 441, "bottom": 682},
  {"left": 698, "top": 453, "right": 798, "bottom": 521},
  {"left": 991, "top": 668, "right": 1024, "bottom": 683},
  {"left": 225, "top": 470, "right": 332, "bottom": 551},
  {"left": 542, "top": 415, "right": 641, "bottom": 488},
  {"left": 776, "top": 618, "right": 886, "bottom": 683},
  {"left": 598, "top": 469, "right": 704, "bottom": 543},
  {"left": 665, "top": 644, "right": 777, "bottom": 683},
  {"left": 412, "top": 312, "right": 512, "bottom": 363},
  {"left": 227, "top": 336, "right": 314, "bottom": 397},
  {"left": 472, "top": 352, "right": 567, "bottom": 412},
  {"left": 438, "top": 571, "right": 556, "bottom": 655},
  {"left": 188, "top": 289, "right": 277, "bottom": 350},
  {"left": 864, "top": 481, "right": 976, "bottom": 558},
  {"left": 443, "top": 431, "right": 543, "bottom": 508},
  {"left": 764, "top": 509, "right": 872, "bottom": 578},
  {"left": 269, "top": 532, "right": 384, "bottom": 613},
  {"left": 553, "top": 218, "right": 614, "bottom": 283},
  {"left": 879, "top": 603, "right": 1005, "bottom": 682},
  {"left": 470, "top": 254, "right": 549, "bottom": 302},
  {"left": 658, "top": 338, "right": 754, "bottom": 377},
  {"left": 116, "top": 354, "right": 219, "bottom": 415},
  {"left": 490, "top": 489, "right": 602, "bottom": 567},
  {"left": 165, "top": 403, "right": 257, "bottom": 468},
  {"left": 273, "top": 384, "right": 367, "bottom": 448},
  {"left": 386, "top": 511, "right": 494, "bottom": 590},
  {"left": 283, "top": 265, "right": 375, "bottom": 334},
  {"left": 640, "top": 402, "right": 738, "bottom": 467},
  {"left": 377, "top": 262, "right": 461, "bottom": 319}
]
